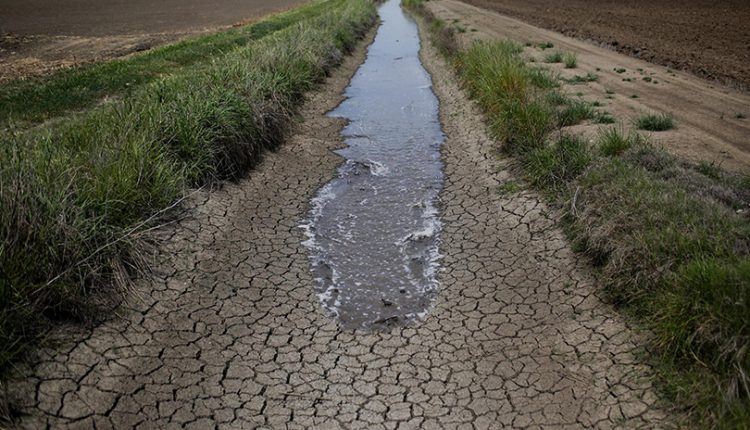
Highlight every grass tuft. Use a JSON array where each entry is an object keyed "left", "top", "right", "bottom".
[
  {"left": 527, "top": 67, "right": 560, "bottom": 89},
  {"left": 497, "top": 181, "right": 524, "bottom": 194},
  {"left": 635, "top": 113, "right": 676, "bottom": 131},
  {"left": 556, "top": 99, "right": 595, "bottom": 127},
  {"left": 597, "top": 127, "right": 644, "bottom": 156},
  {"left": 538, "top": 41, "right": 554, "bottom": 50},
  {"left": 593, "top": 111, "right": 616, "bottom": 124},
  {"left": 562, "top": 52, "right": 578, "bottom": 68},
  {"left": 526, "top": 134, "right": 591, "bottom": 190},
  {"left": 544, "top": 51, "right": 563, "bottom": 63},
  {"left": 564, "top": 72, "right": 598, "bottom": 84}
]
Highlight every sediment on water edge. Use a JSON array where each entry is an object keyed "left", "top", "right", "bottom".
[
  {"left": 404, "top": 0, "right": 750, "bottom": 427},
  {"left": 0, "top": 0, "right": 377, "bottom": 378}
]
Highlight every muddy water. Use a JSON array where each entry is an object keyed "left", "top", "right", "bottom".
[{"left": 301, "top": 0, "right": 444, "bottom": 330}]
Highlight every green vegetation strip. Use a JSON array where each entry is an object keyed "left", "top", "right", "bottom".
[
  {"left": 0, "top": 0, "right": 341, "bottom": 129},
  {"left": 405, "top": 0, "right": 750, "bottom": 427},
  {"left": 0, "top": 0, "right": 376, "bottom": 373}
]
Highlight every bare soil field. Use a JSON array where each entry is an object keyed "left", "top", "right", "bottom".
[
  {"left": 460, "top": 0, "right": 750, "bottom": 92},
  {"left": 0, "top": 0, "right": 305, "bottom": 81},
  {"left": 429, "top": 0, "right": 750, "bottom": 171}
]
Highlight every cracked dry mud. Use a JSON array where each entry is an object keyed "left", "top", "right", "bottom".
[{"left": 7, "top": 12, "right": 673, "bottom": 430}]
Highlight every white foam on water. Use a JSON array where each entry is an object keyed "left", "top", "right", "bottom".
[
  {"left": 395, "top": 197, "right": 443, "bottom": 308},
  {"left": 300, "top": 181, "right": 347, "bottom": 319},
  {"left": 417, "top": 200, "right": 443, "bottom": 298},
  {"left": 299, "top": 182, "right": 336, "bottom": 249},
  {"left": 315, "top": 264, "right": 341, "bottom": 317},
  {"left": 365, "top": 159, "right": 389, "bottom": 176}
]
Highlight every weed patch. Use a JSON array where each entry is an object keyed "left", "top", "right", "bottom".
[
  {"left": 594, "top": 111, "right": 616, "bottom": 124},
  {"left": 527, "top": 68, "right": 559, "bottom": 89},
  {"left": 635, "top": 113, "right": 676, "bottom": 131},
  {"left": 526, "top": 134, "right": 591, "bottom": 190},
  {"left": 498, "top": 181, "right": 524, "bottom": 194},
  {"left": 544, "top": 51, "right": 563, "bottom": 63},
  {"left": 597, "top": 127, "right": 644, "bottom": 156},
  {"left": 563, "top": 72, "right": 598, "bottom": 84},
  {"left": 556, "top": 99, "right": 595, "bottom": 127},
  {"left": 562, "top": 52, "right": 577, "bottom": 68}
]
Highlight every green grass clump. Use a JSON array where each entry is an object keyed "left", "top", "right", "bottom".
[
  {"left": 498, "top": 181, "right": 524, "bottom": 194},
  {"left": 635, "top": 113, "right": 676, "bottom": 131},
  {"left": 544, "top": 91, "right": 569, "bottom": 107},
  {"left": 0, "top": 0, "right": 376, "bottom": 375},
  {"left": 563, "top": 72, "right": 598, "bottom": 84},
  {"left": 526, "top": 67, "right": 560, "bottom": 89},
  {"left": 526, "top": 134, "right": 591, "bottom": 190},
  {"left": 593, "top": 111, "right": 616, "bottom": 124},
  {"left": 491, "top": 98, "right": 554, "bottom": 154},
  {"left": 556, "top": 99, "right": 595, "bottom": 127},
  {"left": 0, "top": 0, "right": 342, "bottom": 130},
  {"left": 597, "top": 127, "right": 643, "bottom": 156},
  {"left": 659, "top": 258, "right": 750, "bottom": 382},
  {"left": 695, "top": 161, "right": 723, "bottom": 180},
  {"left": 544, "top": 51, "right": 564, "bottom": 63},
  {"left": 538, "top": 41, "right": 554, "bottom": 50},
  {"left": 562, "top": 52, "right": 578, "bottom": 68},
  {"left": 461, "top": 40, "right": 555, "bottom": 154},
  {"left": 657, "top": 258, "right": 750, "bottom": 427}
]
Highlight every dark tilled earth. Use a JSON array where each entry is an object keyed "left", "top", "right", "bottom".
[
  {"left": 0, "top": 0, "right": 305, "bottom": 36},
  {"left": 459, "top": 0, "right": 750, "bottom": 91}
]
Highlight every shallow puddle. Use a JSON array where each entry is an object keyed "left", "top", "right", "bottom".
[{"left": 301, "top": 0, "right": 444, "bottom": 330}]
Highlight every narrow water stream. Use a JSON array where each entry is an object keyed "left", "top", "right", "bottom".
[{"left": 301, "top": 0, "right": 444, "bottom": 330}]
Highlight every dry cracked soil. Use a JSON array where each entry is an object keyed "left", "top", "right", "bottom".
[{"left": 6, "top": 14, "right": 675, "bottom": 430}]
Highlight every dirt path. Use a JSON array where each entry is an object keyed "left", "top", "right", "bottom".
[
  {"left": 6, "top": 12, "right": 671, "bottom": 429},
  {"left": 430, "top": 0, "right": 750, "bottom": 172}
]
